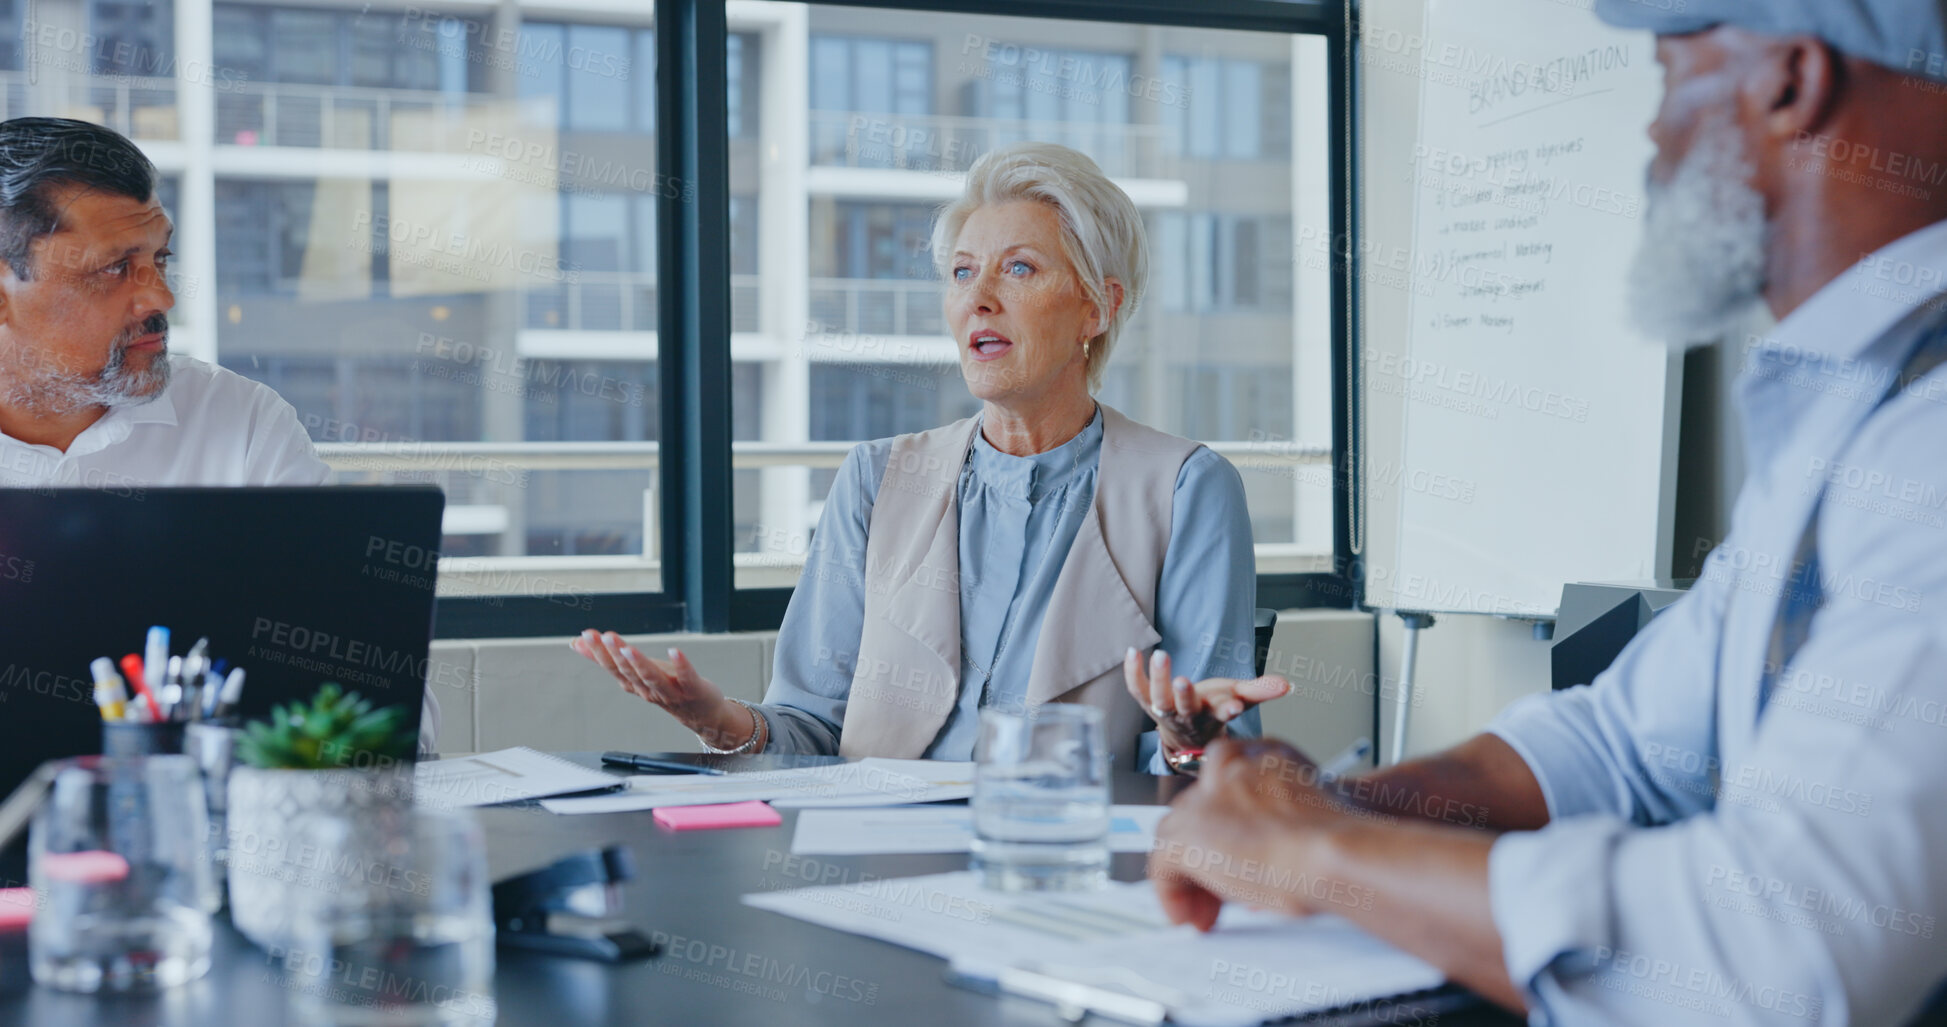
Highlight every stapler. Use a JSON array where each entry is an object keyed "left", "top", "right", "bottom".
[{"left": 491, "top": 846, "right": 661, "bottom": 962}]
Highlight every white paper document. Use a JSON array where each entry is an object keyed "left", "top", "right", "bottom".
[
  {"left": 540, "top": 758, "right": 975, "bottom": 814},
  {"left": 415, "top": 747, "right": 620, "bottom": 808},
  {"left": 743, "top": 871, "right": 1445, "bottom": 1027},
  {"left": 790, "top": 805, "right": 1168, "bottom": 855}
]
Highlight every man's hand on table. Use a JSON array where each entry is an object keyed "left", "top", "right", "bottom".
[{"left": 1147, "top": 737, "right": 1358, "bottom": 929}]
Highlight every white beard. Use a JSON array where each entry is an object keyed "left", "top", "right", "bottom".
[
  {"left": 1626, "top": 117, "right": 1771, "bottom": 350},
  {"left": 0, "top": 340, "right": 171, "bottom": 416}
]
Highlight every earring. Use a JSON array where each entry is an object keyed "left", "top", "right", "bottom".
[{"left": 1083, "top": 339, "right": 1092, "bottom": 361}]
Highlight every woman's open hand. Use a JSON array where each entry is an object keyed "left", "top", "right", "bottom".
[
  {"left": 571, "top": 630, "right": 750, "bottom": 748},
  {"left": 1122, "top": 646, "right": 1291, "bottom": 754}
]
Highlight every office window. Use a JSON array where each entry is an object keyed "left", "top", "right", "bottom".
[
  {"left": 639, "top": 31, "right": 659, "bottom": 132},
  {"left": 195, "top": 6, "right": 673, "bottom": 587},
  {"left": 524, "top": 361, "right": 658, "bottom": 442},
  {"left": 1155, "top": 212, "right": 1294, "bottom": 314},
  {"left": 92, "top": 0, "right": 173, "bottom": 77},
  {"left": 958, "top": 46, "right": 1137, "bottom": 172},
  {"left": 270, "top": 11, "right": 335, "bottom": 84},
  {"left": 727, "top": 33, "right": 759, "bottom": 139},
  {"left": 212, "top": 5, "right": 493, "bottom": 149},
  {"left": 0, "top": 1, "right": 1337, "bottom": 628},
  {"left": 569, "top": 26, "right": 630, "bottom": 131},
  {"left": 812, "top": 35, "right": 931, "bottom": 114},
  {"left": 214, "top": 180, "right": 353, "bottom": 297},
  {"left": 813, "top": 201, "right": 933, "bottom": 280},
  {"left": 1160, "top": 55, "right": 1292, "bottom": 161},
  {"left": 213, "top": 5, "right": 489, "bottom": 91},
  {"left": 0, "top": 0, "right": 20, "bottom": 72},
  {"left": 735, "top": 6, "right": 1332, "bottom": 587},
  {"left": 517, "top": 24, "right": 565, "bottom": 105},
  {"left": 520, "top": 22, "right": 651, "bottom": 133},
  {"left": 809, "top": 34, "right": 932, "bottom": 167}
]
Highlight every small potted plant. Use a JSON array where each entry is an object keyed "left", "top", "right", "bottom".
[{"left": 225, "top": 683, "right": 416, "bottom": 948}]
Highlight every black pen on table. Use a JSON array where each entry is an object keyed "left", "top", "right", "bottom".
[{"left": 601, "top": 751, "right": 727, "bottom": 775}]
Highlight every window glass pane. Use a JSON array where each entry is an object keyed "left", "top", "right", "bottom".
[
  {"left": 726, "top": 33, "right": 744, "bottom": 136},
  {"left": 855, "top": 39, "right": 892, "bottom": 112},
  {"left": 519, "top": 23, "right": 565, "bottom": 105},
  {"left": 738, "top": 7, "right": 1330, "bottom": 585},
  {"left": 0, "top": 3, "right": 665, "bottom": 594},
  {"left": 349, "top": 17, "right": 394, "bottom": 88},
  {"left": 212, "top": 7, "right": 265, "bottom": 83},
  {"left": 197, "top": 5, "right": 660, "bottom": 587},
  {"left": 1224, "top": 61, "right": 1260, "bottom": 158},
  {"left": 92, "top": 0, "right": 173, "bottom": 77},
  {"left": 565, "top": 193, "right": 629, "bottom": 272},
  {"left": 566, "top": 25, "right": 630, "bottom": 130},
  {"left": 269, "top": 10, "right": 335, "bottom": 84},
  {"left": 435, "top": 18, "right": 471, "bottom": 94},
  {"left": 1188, "top": 58, "right": 1221, "bottom": 157},
  {"left": 635, "top": 195, "right": 661, "bottom": 276},
  {"left": 0, "top": 0, "right": 21, "bottom": 70},
  {"left": 637, "top": 30, "right": 657, "bottom": 132}
]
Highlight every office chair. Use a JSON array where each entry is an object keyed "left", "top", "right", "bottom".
[{"left": 1253, "top": 608, "right": 1278, "bottom": 679}]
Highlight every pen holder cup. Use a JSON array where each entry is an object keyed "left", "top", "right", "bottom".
[
  {"left": 184, "top": 724, "right": 238, "bottom": 901},
  {"left": 101, "top": 721, "right": 185, "bottom": 758},
  {"left": 0, "top": 890, "right": 30, "bottom": 995}
]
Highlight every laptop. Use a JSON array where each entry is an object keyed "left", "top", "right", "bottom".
[{"left": 0, "top": 486, "right": 444, "bottom": 880}]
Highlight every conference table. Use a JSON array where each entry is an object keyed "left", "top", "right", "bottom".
[{"left": 0, "top": 753, "right": 1519, "bottom": 1026}]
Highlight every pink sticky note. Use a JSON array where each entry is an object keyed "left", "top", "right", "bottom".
[
  {"left": 652, "top": 801, "right": 781, "bottom": 831},
  {"left": 37, "top": 850, "right": 130, "bottom": 885},
  {"left": 0, "top": 888, "right": 35, "bottom": 931}
]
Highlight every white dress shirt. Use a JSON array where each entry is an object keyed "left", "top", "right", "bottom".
[
  {"left": 0, "top": 354, "right": 328, "bottom": 489},
  {"left": 0, "top": 353, "right": 441, "bottom": 752},
  {"left": 1487, "top": 220, "right": 1947, "bottom": 1024}
]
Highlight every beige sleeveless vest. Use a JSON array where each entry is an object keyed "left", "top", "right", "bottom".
[{"left": 837, "top": 404, "right": 1201, "bottom": 770}]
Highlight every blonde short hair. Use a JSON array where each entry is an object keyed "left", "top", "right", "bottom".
[{"left": 931, "top": 142, "right": 1147, "bottom": 392}]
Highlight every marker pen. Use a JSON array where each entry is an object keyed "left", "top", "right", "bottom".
[
  {"left": 120, "top": 653, "right": 161, "bottom": 722},
  {"left": 213, "top": 668, "right": 246, "bottom": 720},
  {"left": 89, "top": 658, "right": 126, "bottom": 722},
  {"left": 143, "top": 627, "right": 169, "bottom": 703}
]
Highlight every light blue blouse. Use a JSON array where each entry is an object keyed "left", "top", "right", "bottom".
[{"left": 756, "top": 408, "right": 1261, "bottom": 773}]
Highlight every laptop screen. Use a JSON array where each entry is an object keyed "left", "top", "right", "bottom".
[{"left": 0, "top": 486, "right": 444, "bottom": 879}]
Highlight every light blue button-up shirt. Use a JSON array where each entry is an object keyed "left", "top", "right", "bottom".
[
  {"left": 756, "top": 408, "right": 1261, "bottom": 773},
  {"left": 1486, "top": 221, "right": 1947, "bottom": 1025}
]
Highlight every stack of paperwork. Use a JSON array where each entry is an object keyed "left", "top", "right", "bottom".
[
  {"left": 788, "top": 805, "right": 1168, "bottom": 855},
  {"left": 540, "top": 758, "right": 975, "bottom": 814},
  {"left": 744, "top": 871, "right": 1450, "bottom": 1027}
]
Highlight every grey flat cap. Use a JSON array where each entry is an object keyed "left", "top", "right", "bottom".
[{"left": 1594, "top": 0, "right": 1947, "bottom": 82}]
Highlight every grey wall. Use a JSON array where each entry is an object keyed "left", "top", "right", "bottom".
[{"left": 430, "top": 609, "right": 1380, "bottom": 763}]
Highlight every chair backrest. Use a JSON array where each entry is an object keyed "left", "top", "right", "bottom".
[{"left": 1253, "top": 608, "right": 1278, "bottom": 679}]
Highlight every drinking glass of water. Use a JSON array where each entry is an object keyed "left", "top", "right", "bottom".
[
  {"left": 281, "top": 805, "right": 496, "bottom": 1026},
  {"left": 972, "top": 703, "right": 1111, "bottom": 892},
  {"left": 29, "top": 755, "right": 215, "bottom": 992}
]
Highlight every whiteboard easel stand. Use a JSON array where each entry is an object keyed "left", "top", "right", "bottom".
[{"left": 1388, "top": 612, "right": 1436, "bottom": 765}]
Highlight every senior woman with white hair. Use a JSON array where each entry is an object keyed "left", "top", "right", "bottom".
[{"left": 573, "top": 141, "right": 1289, "bottom": 773}]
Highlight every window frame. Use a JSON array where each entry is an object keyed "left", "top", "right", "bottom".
[{"left": 436, "top": 0, "right": 1358, "bottom": 638}]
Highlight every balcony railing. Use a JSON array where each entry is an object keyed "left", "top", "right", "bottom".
[
  {"left": 317, "top": 438, "right": 1331, "bottom": 592},
  {"left": 214, "top": 80, "right": 503, "bottom": 151},
  {"left": 807, "top": 277, "right": 945, "bottom": 338},
  {"left": 809, "top": 110, "right": 1171, "bottom": 179},
  {"left": 0, "top": 71, "right": 178, "bottom": 139},
  {"left": 521, "top": 273, "right": 760, "bottom": 334}
]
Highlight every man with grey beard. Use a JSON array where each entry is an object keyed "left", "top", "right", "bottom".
[
  {"left": 0, "top": 119, "right": 457, "bottom": 751},
  {"left": 0, "top": 117, "right": 326, "bottom": 491},
  {"left": 1149, "top": 2, "right": 1947, "bottom": 1023}
]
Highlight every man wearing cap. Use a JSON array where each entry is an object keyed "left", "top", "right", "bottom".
[{"left": 1151, "top": 2, "right": 1947, "bottom": 1022}]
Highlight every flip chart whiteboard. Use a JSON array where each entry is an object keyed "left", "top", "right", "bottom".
[{"left": 1357, "top": 0, "right": 1684, "bottom": 618}]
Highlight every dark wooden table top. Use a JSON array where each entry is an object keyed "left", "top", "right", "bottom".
[{"left": 0, "top": 752, "right": 1521, "bottom": 1026}]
